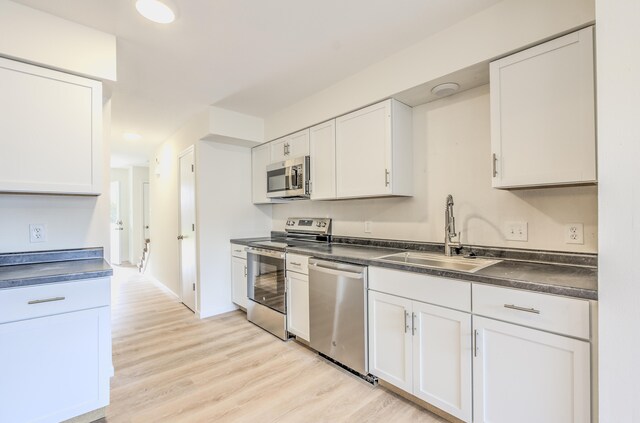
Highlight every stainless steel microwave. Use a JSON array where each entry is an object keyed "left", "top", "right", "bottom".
[{"left": 266, "top": 156, "right": 310, "bottom": 199}]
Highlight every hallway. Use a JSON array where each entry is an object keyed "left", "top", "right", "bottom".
[{"left": 104, "top": 267, "right": 444, "bottom": 422}]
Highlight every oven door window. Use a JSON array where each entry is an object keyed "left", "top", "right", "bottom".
[
  {"left": 267, "top": 167, "right": 288, "bottom": 194},
  {"left": 247, "top": 253, "right": 286, "bottom": 313}
]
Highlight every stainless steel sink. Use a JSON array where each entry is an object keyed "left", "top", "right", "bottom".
[{"left": 375, "top": 252, "right": 500, "bottom": 273}]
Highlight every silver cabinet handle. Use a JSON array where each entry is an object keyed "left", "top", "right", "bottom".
[
  {"left": 290, "top": 262, "right": 302, "bottom": 266},
  {"left": 412, "top": 312, "right": 417, "bottom": 335},
  {"left": 243, "top": 265, "right": 247, "bottom": 277},
  {"left": 474, "top": 329, "right": 479, "bottom": 357},
  {"left": 28, "top": 296, "right": 65, "bottom": 305},
  {"left": 492, "top": 153, "right": 498, "bottom": 177},
  {"left": 404, "top": 310, "right": 410, "bottom": 333},
  {"left": 384, "top": 169, "right": 390, "bottom": 187},
  {"left": 233, "top": 249, "right": 242, "bottom": 254},
  {"left": 504, "top": 304, "right": 540, "bottom": 314}
]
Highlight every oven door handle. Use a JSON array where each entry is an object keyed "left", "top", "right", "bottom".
[{"left": 246, "top": 247, "right": 285, "bottom": 259}]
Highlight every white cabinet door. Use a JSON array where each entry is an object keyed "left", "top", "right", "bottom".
[
  {"left": 252, "top": 143, "right": 271, "bottom": 204},
  {"left": 473, "top": 316, "right": 591, "bottom": 423},
  {"left": 270, "top": 137, "right": 288, "bottom": 163},
  {"left": 231, "top": 256, "right": 247, "bottom": 309},
  {"left": 270, "top": 129, "right": 310, "bottom": 163},
  {"left": 286, "top": 271, "right": 310, "bottom": 341},
  {"left": 490, "top": 26, "right": 595, "bottom": 188},
  {"left": 0, "top": 57, "right": 103, "bottom": 195},
  {"left": 368, "top": 290, "right": 413, "bottom": 392},
  {"left": 310, "top": 120, "right": 336, "bottom": 200},
  {"left": 0, "top": 306, "right": 111, "bottom": 423},
  {"left": 335, "top": 99, "right": 412, "bottom": 199},
  {"left": 412, "top": 302, "right": 472, "bottom": 422},
  {"left": 287, "top": 129, "right": 310, "bottom": 158}
]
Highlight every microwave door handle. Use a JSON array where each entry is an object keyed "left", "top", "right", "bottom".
[
  {"left": 290, "top": 167, "right": 298, "bottom": 188},
  {"left": 284, "top": 166, "right": 291, "bottom": 190}
]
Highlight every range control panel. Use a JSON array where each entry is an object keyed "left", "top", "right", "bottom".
[{"left": 285, "top": 217, "right": 332, "bottom": 235}]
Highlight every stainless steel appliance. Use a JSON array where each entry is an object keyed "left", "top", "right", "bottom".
[
  {"left": 246, "top": 217, "right": 331, "bottom": 340},
  {"left": 266, "top": 156, "right": 310, "bottom": 199},
  {"left": 246, "top": 247, "right": 287, "bottom": 339},
  {"left": 308, "top": 258, "right": 369, "bottom": 376}
]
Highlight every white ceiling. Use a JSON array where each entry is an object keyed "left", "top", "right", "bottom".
[{"left": 13, "top": 0, "right": 501, "bottom": 167}]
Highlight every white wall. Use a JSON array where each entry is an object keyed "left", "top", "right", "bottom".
[
  {"left": 110, "top": 168, "right": 130, "bottom": 263},
  {"left": 265, "top": 0, "right": 594, "bottom": 140},
  {"left": 273, "top": 85, "right": 597, "bottom": 253},
  {"left": 128, "top": 166, "right": 149, "bottom": 264},
  {"left": 147, "top": 113, "right": 208, "bottom": 295},
  {"left": 196, "top": 141, "right": 272, "bottom": 318},
  {"left": 148, "top": 110, "right": 272, "bottom": 312},
  {"left": 0, "top": 0, "right": 116, "bottom": 81},
  {"left": 596, "top": 0, "right": 640, "bottom": 421}
]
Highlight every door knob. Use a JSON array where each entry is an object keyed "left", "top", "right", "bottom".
[{"left": 177, "top": 235, "right": 184, "bottom": 240}]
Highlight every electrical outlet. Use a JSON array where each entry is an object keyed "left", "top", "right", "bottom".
[
  {"left": 565, "top": 223, "right": 584, "bottom": 244},
  {"left": 504, "top": 221, "right": 528, "bottom": 241},
  {"left": 364, "top": 221, "right": 372, "bottom": 233},
  {"left": 29, "top": 224, "right": 47, "bottom": 243}
]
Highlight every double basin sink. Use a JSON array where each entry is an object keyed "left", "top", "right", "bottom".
[{"left": 375, "top": 251, "right": 500, "bottom": 273}]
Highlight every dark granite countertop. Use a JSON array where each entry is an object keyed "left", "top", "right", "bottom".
[
  {"left": 231, "top": 237, "right": 597, "bottom": 300},
  {"left": 0, "top": 248, "right": 113, "bottom": 289}
]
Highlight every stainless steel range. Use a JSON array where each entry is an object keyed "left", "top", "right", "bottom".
[{"left": 246, "top": 217, "right": 331, "bottom": 340}]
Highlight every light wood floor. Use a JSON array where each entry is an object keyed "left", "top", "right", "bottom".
[{"left": 103, "top": 267, "right": 446, "bottom": 423}]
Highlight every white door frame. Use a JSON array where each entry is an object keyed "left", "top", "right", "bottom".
[
  {"left": 110, "top": 180, "right": 122, "bottom": 265},
  {"left": 178, "top": 146, "right": 197, "bottom": 312}
]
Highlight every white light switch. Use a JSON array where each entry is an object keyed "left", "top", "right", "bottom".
[
  {"left": 504, "top": 221, "right": 528, "bottom": 241},
  {"left": 364, "top": 221, "right": 372, "bottom": 233}
]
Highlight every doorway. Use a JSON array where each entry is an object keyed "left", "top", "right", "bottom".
[
  {"left": 110, "top": 180, "right": 123, "bottom": 265},
  {"left": 178, "top": 147, "right": 197, "bottom": 312}
]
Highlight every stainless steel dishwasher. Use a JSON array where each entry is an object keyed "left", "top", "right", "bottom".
[{"left": 308, "top": 258, "right": 369, "bottom": 377}]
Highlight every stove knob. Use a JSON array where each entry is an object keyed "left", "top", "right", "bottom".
[
  {"left": 321, "top": 222, "right": 327, "bottom": 227},
  {"left": 316, "top": 222, "right": 321, "bottom": 227}
]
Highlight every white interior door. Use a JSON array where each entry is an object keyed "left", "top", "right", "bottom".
[
  {"left": 109, "top": 181, "right": 122, "bottom": 265},
  {"left": 142, "top": 182, "right": 150, "bottom": 240},
  {"left": 179, "top": 149, "right": 197, "bottom": 312}
]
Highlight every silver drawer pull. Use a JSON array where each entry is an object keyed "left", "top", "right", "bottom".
[
  {"left": 28, "top": 296, "right": 66, "bottom": 305},
  {"left": 290, "top": 262, "right": 302, "bottom": 266},
  {"left": 504, "top": 304, "right": 540, "bottom": 314}
]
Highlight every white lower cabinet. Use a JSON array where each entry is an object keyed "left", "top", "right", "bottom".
[
  {"left": 286, "top": 254, "right": 310, "bottom": 342},
  {"left": 286, "top": 271, "right": 309, "bottom": 341},
  {"left": 0, "top": 280, "right": 111, "bottom": 423},
  {"left": 231, "top": 256, "right": 248, "bottom": 309},
  {"left": 472, "top": 316, "right": 591, "bottom": 423},
  {"left": 369, "top": 290, "right": 472, "bottom": 422}
]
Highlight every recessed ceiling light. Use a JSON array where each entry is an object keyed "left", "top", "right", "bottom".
[
  {"left": 135, "top": 0, "right": 176, "bottom": 24},
  {"left": 431, "top": 82, "right": 460, "bottom": 97},
  {"left": 123, "top": 132, "right": 142, "bottom": 141}
]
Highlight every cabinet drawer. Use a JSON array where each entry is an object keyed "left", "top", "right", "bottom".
[
  {"left": 286, "top": 253, "right": 309, "bottom": 275},
  {"left": 369, "top": 267, "right": 471, "bottom": 312},
  {"left": 231, "top": 243, "right": 247, "bottom": 259},
  {"left": 0, "top": 278, "right": 110, "bottom": 324},
  {"left": 472, "top": 283, "right": 590, "bottom": 339}
]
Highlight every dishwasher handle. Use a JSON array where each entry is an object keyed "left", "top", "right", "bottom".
[{"left": 309, "top": 259, "right": 366, "bottom": 279}]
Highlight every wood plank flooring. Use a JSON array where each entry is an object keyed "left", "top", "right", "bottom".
[{"left": 104, "top": 266, "right": 446, "bottom": 422}]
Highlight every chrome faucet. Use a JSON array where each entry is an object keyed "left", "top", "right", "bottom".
[{"left": 444, "top": 194, "right": 461, "bottom": 256}]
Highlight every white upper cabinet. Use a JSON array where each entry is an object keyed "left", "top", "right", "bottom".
[
  {"left": 270, "top": 129, "right": 310, "bottom": 163},
  {"left": 335, "top": 99, "right": 413, "bottom": 199},
  {"left": 309, "top": 120, "right": 336, "bottom": 200},
  {"left": 0, "top": 57, "right": 103, "bottom": 195},
  {"left": 251, "top": 143, "right": 271, "bottom": 204},
  {"left": 490, "top": 26, "right": 596, "bottom": 188}
]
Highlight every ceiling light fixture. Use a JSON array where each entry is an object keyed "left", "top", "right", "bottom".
[
  {"left": 431, "top": 82, "right": 460, "bottom": 97},
  {"left": 123, "top": 132, "right": 142, "bottom": 141},
  {"left": 135, "top": 0, "right": 176, "bottom": 24}
]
